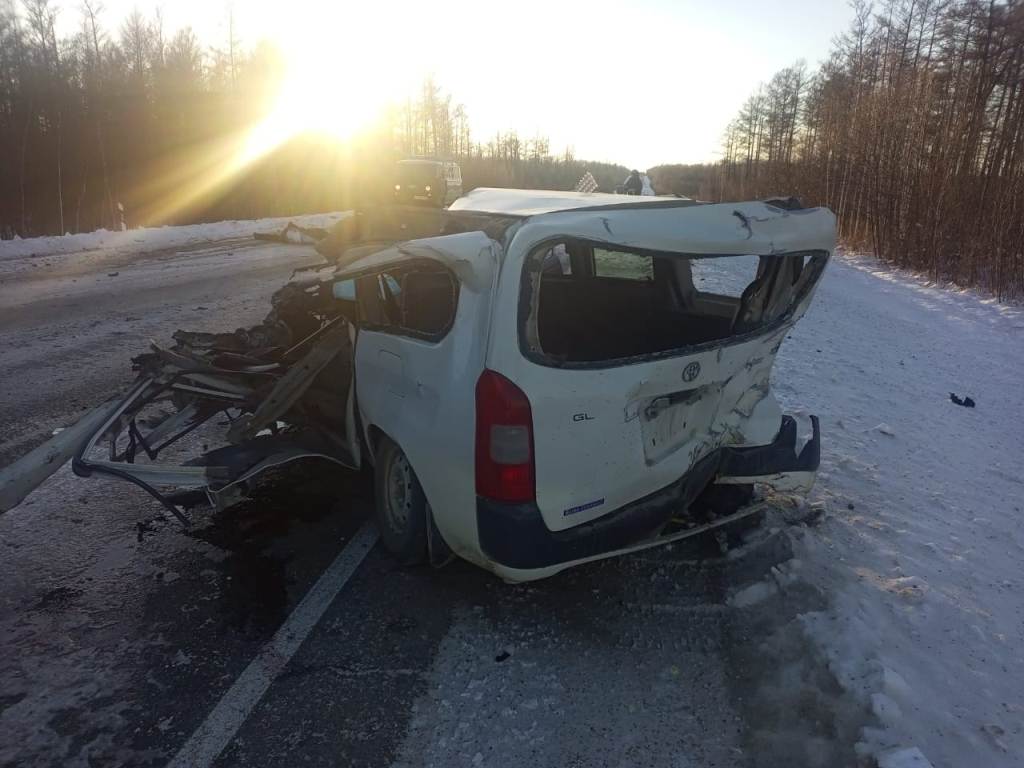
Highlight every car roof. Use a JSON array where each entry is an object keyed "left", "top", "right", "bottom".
[
  {"left": 328, "top": 192, "right": 836, "bottom": 277},
  {"left": 448, "top": 187, "right": 694, "bottom": 217}
]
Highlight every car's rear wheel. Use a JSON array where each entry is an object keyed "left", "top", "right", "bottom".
[{"left": 374, "top": 436, "right": 428, "bottom": 565}]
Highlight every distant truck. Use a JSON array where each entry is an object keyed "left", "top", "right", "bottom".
[{"left": 393, "top": 159, "right": 462, "bottom": 208}]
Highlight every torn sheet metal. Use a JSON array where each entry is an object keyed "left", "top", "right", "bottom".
[
  {"left": 1, "top": 267, "right": 359, "bottom": 520},
  {"left": 67, "top": 294, "right": 357, "bottom": 519},
  {"left": 0, "top": 396, "right": 126, "bottom": 514},
  {"left": 226, "top": 320, "right": 350, "bottom": 442},
  {"left": 0, "top": 206, "right": 495, "bottom": 519}
]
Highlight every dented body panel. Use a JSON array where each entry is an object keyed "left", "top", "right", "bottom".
[
  {"left": 478, "top": 199, "right": 831, "bottom": 556},
  {"left": 344, "top": 232, "right": 501, "bottom": 564}
]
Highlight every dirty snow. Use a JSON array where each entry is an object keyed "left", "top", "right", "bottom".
[
  {"left": 768, "top": 251, "right": 1024, "bottom": 767},
  {"left": 0, "top": 211, "right": 345, "bottom": 262}
]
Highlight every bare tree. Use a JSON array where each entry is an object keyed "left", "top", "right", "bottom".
[
  {"left": 714, "top": 0, "right": 1024, "bottom": 299},
  {"left": 0, "top": 7, "right": 626, "bottom": 239}
]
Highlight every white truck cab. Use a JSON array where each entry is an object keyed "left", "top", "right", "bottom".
[{"left": 5, "top": 190, "right": 833, "bottom": 583}]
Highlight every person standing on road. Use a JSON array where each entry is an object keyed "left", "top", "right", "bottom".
[{"left": 623, "top": 169, "right": 643, "bottom": 195}]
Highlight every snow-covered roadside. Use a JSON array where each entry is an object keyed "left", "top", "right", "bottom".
[
  {"left": 766, "top": 251, "right": 1024, "bottom": 767},
  {"left": 0, "top": 211, "right": 347, "bottom": 262}
]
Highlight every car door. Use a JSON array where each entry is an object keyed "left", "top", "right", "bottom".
[{"left": 338, "top": 233, "right": 501, "bottom": 550}]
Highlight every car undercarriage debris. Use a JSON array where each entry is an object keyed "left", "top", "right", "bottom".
[
  {"left": 65, "top": 269, "right": 359, "bottom": 521},
  {"left": 0, "top": 205, "right": 520, "bottom": 520}
]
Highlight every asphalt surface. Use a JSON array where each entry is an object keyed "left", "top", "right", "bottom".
[{"left": 0, "top": 236, "right": 867, "bottom": 767}]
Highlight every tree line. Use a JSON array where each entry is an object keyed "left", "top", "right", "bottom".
[
  {"left": 711, "top": 0, "right": 1023, "bottom": 299},
  {"left": 0, "top": 1, "right": 627, "bottom": 238},
  {"left": 389, "top": 77, "right": 629, "bottom": 193}
]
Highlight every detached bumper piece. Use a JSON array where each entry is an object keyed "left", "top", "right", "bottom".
[
  {"left": 477, "top": 414, "right": 820, "bottom": 570},
  {"left": 716, "top": 417, "right": 819, "bottom": 483}
]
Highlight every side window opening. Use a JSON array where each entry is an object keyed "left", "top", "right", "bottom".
[
  {"left": 330, "top": 278, "right": 359, "bottom": 324},
  {"left": 592, "top": 248, "right": 654, "bottom": 281},
  {"left": 379, "top": 272, "right": 402, "bottom": 325},
  {"left": 541, "top": 243, "right": 572, "bottom": 276},
  {"left": 356, "top": 274, "right": 387, "bottom": 325},
  {"left": 332, "top": 279, "right": 356, "bottom": 301},
  {"left": 353, "top": 260, "right": 458, "bottom": 340},
  {"left": 400, "top": 268, "right": 457, "bottom": 336},
  {"left": 527, "top": 240, "right": 825, "bottom": 365}
]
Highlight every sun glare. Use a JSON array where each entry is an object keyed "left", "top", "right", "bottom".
[
  {"left": 239, "top": 13, "right": 416, "bottom": 166},
  {"left": 155, "top": 5, "right": 429, "bottom": 223},
  {"left": 239, "top": 62, "right": 381, "bottom": 164}
]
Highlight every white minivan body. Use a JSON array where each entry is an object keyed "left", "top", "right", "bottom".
[
  {"left": 338, "top": 189, "right": 833, "bottom": 581},
  {"left": 5, "top": 189, "right": 833, "bottom": 583}
]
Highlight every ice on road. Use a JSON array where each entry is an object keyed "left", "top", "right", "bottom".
[{"left": 0, "top": 211, "right": 345, "bottom": 263}]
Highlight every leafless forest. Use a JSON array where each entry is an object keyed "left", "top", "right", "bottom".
[
  {"left": 656, "top": 0, "right": 1024, "bottom": 299},
  {"left": 2, "top": 0, "right": 1021, "bottom": 298},
  {"left": 0, "top": 0, "right": 626, "bottom": 237}
]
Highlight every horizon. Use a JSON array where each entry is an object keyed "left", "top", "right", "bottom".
[{"left": 48, "top": 0, "right": 854, "bottom": 168}]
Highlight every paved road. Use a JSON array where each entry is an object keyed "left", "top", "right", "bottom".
[{"left": 0, "top": 237, "right": 864, "bottom": 767}]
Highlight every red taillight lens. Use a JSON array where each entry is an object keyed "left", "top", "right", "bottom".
[{"left": 475, "top": 369, "right": 535, "bottom": 503}]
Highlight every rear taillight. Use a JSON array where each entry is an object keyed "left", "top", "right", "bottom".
[{"left": 475, "top": 369, "right": 535, "bottom": 503}]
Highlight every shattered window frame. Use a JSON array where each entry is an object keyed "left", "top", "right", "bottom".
[
  {"left": 352, "top": 257, "right": 460, "bottom": 343},
  {"left": 518, "top": 237, "right": 828, "bottom": 369}
]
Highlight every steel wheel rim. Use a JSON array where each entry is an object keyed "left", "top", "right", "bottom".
[{"left": 384, "top": 450, "right": 413, "bottom": 531}]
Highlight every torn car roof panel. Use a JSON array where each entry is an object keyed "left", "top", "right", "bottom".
[{"left": 504, "top": 201, "right": 836, "bottom": 258}]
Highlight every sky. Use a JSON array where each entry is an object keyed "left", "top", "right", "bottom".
[{"left": 52, "top": 0, "right": 853, "bottom": 168}]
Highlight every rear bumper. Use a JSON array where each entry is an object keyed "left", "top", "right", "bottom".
[{"left": 476, "top": 415, "right": 819, "bottom": 570}]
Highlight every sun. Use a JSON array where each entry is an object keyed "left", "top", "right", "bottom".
[
  {"left": 145, "top": 6, "right": 424, "bottom": 224},
  {"left": 238, "top": 14, "right": 419, "bottom": 166},
  {"left": 238, "top": 60, "right": 383, "bottom": 165}
]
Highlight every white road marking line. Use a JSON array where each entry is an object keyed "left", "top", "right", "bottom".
[{"left": 167, "top": 522, "right": 378, "bottom": 768}]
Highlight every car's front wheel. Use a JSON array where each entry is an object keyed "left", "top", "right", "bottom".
[{"left": 374, "top": 436, "right": 428, "bottom": 565}]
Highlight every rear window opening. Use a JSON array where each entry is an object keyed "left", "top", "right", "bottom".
[{"left": 522, "top": 239, "right": 826, "bottom": 366}]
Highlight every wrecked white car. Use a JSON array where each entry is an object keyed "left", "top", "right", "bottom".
[{"left": 0, "top": 190, "right": 833, "bottom": 582}]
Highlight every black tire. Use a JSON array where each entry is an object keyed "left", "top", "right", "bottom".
[{"left": 373, "top": 436, "right": 428, "bottom": 565}]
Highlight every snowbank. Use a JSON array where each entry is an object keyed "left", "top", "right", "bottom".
[
  {"left": 772, "top": 250, "right": 1024, "bottom": 767},
  {"left": 0, "top": 211, "right": 348, "bottom": 262}
]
